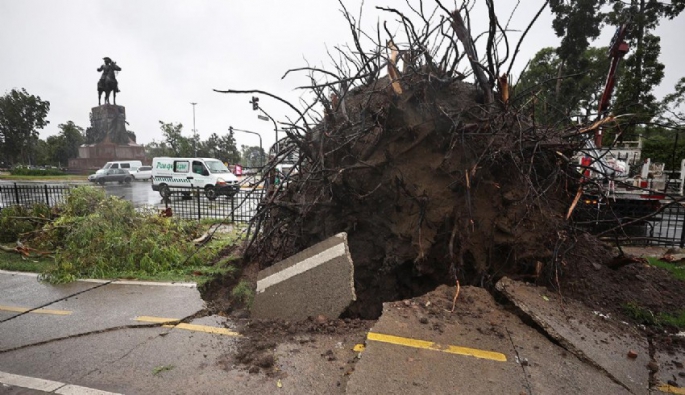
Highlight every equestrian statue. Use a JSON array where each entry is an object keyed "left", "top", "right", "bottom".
[{"left": 97, "top": 57, "right": 121, "bottom": 105}]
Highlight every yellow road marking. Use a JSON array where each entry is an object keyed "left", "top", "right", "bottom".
[
  {"left": 658, "top": 385, "right": 685, "bottom": 394},
  {"left": 366, "top": 332, "right": 507, "bottom": 362},
  {"left": 0, "top": 305, "right": 72, "bottom": 316},
  {"left": 135, "top": 316, "right": 241, "bottom": 337},
  {"left": 353, "top": 344, "right": 365, "bottom": 352}
]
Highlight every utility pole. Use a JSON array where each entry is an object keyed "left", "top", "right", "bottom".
[{"left": 190, "top": 102, "right": 197, "bottom": 156}]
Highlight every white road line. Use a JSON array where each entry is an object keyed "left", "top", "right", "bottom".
[
  {"left": 0, "top": 270, "right": 196, "bottom": 287},
  {"left": 0, "top": 371, "right": 122, "bottom": 394},
  {"left": 0, "top": 371, "right": 62, "bottom": 392},
  {"left": 56, "top": 384, "right": 122, "bottom": 395},
  {"left": 256, "top": 241, "right": 346, "bottom": 293}
]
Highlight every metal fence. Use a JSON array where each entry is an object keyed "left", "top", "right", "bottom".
[
  {"left": 0, "top": 183, "right": 262, "bottom": 223},
  {"left": 0, "top": 183, "right": 71, "bottom": 209},
  {"left": 160, "top": 186, "right": 263, "bottom": 222},
  {"left": 577, "top": 198, "right": 685, "bottom": 247}
]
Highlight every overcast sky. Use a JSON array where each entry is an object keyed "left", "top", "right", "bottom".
[{"left": 1, "top": 1, "right": 683, "bottom": 153}]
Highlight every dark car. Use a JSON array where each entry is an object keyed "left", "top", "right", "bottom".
[{"left": 89, "top": 168, "right": 132, "bottom": 185}]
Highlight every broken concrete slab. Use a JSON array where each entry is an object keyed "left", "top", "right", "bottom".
[
  {"left": 496, "top": 277, "right": 650, "bottom": 394},
  {"left": 346, "top": 285, "right": 626, "bottom": 394},
  {"left": 251, "top": 232, "right": 355, "bottom": 321}
]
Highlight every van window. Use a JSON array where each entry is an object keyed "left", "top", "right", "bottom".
[
  {"left": 111, "top": 163, "right": 119, "bottom": 169},
  {"left": 174, "top": 161, "right": 189, "bottom": 173},
  {"left": 205, "top": 160, "right": 229, "bottom": 173},
  {"left": 121, "top": 163, "right": 130, "bottom": 169},
  {"left": 192, "top": 161, "right": 207, "bottom": 175}
]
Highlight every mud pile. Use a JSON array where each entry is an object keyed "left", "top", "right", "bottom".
[{"left": 244, "top": 73, "right": 599, "bottom": 318}]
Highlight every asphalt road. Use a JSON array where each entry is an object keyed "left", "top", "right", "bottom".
[{"left": 1, "top": 271, "right": 645, "bottom": 394}]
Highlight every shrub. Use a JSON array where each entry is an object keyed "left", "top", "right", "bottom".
[
  {"left": 10, "top": 167, "right": 66, "bottom": 176},
  {"left": 0, "top": 204, "right": 51, "bottom": 243},
  {"left": 35, "top": 186, "right": 205, "bottom": 283}
]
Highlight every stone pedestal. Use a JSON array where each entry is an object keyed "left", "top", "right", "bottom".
[
  {"left": 68, "top": 104, "right": 147, "bottom": 172},
  {"left": 91, "top": 105, "right": 127, "bottom": 144}
]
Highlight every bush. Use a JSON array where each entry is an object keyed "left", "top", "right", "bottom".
[
  {"left": 32, "top": 186, "right": 206, "bottom": 283},
  {"left": 10, "top": 167, "right": 66, "bottom": 176},
  {"left": 0, "top": 204, "right": 51, "bottom": 243}
]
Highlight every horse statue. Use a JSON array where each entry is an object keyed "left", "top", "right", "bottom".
[{"left": 97, "top": 57, "right": 121, "bottom": 106}]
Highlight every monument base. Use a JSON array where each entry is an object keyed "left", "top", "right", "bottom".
[{"left": 68, "top": 104, "right": 147, "bottom": 172}]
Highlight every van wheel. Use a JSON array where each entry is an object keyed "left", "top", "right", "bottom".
[
  {"left": 205, "top": 186, "right": 218, "bottom": 201},
  {"left": 159, "top": 184, "right": 171, "bottom": 199}
]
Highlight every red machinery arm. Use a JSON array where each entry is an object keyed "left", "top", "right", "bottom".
[{"left": 595, "top": 23, "right": 630, "bottom": 147}]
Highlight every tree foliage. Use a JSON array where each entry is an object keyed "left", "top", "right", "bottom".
[
  {"left": 240, "top": 145, "right": 266, "bottom": 167},
  {"left": 46, "top": 121, "right": 84, "bottom": 166},
  {"left": 549, "top": 0, "right": 685, "bottom": 127},
  {"left": 146, "top": 121, "right": 241, "bottom": 163},
  {"left": 0, "top": 88, "right": 50, "bottom": 165},
  {"left": 517, "top": 46, "right": 610, "bottom": 126}
]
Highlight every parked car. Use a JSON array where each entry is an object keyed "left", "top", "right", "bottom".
[
  {"left": 88, "top": 169, "right": 132, "bottom": 185},
  {"left": 132, "top": 166, "right": 152, "bottom": 181}
]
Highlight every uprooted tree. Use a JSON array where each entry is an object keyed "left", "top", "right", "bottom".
[{"left": 215, "top": 2, "right": 615, "bottom": 318}]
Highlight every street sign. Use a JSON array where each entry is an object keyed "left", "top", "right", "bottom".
[{"left": 257, "top": 115, "right": 269, "bottom": 121}]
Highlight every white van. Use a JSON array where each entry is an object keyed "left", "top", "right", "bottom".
[
  {"left": 99, "top": 160, "right": 142, "bottom": 172},
  {"left": 151, "top": 157, "right": 240, "bottom": 200}
]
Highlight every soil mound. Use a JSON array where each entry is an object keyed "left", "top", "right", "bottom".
[{"left": 244, "top": 74, "right": 598, "bottom": 318}]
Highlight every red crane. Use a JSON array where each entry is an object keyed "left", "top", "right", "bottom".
[{"left": 594, "top": 23, "right": 631, "bottom": 147}]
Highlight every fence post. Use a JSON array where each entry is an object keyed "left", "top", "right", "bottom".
[
  {"left": 44, "top": 185, "right": 50, "bottom": 208},
  {"left": 231, "top": 194, "right": 235, "bottom": 223},
  {"left": 13, "top": 183, "right": 20, "bottom": 205},
  {"left": 680, "top": 207, "right": 685, "bottom": 248},
  {"left": 197, "top": 187, "right": 202, "bottom": 221}
]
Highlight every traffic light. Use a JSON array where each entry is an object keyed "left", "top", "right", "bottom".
[
  {"left": 251, "top": 96, "right": 259, "bottom": 111},
  {"left": 229, "top": 126, "right": 233, "bottom": 134}
]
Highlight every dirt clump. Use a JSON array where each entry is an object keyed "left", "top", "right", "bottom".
[{"left": 229, "top": 316, "right": 373, "bottom": 376}]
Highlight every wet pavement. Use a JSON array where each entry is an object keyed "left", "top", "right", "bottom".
[{"left": 5, "top": 270, "right": 677, "bottom": 394}]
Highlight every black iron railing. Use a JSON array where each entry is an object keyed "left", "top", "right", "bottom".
[
  {"left": 160, "top": 186, "right": 263, "bottom": 222},
  {"left": 576, "top": 197, "right": 685, "bottom": 247},
  {"left": 0, "top": 183, "right": 71, "bottom": 209}
]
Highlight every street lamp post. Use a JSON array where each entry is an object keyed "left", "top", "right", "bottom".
[
  {"left": 230, "top": 126, "right": 263, "bottom": 167},
  {"left": 190, "top": 102, "right": 197, "bottom": 156}
]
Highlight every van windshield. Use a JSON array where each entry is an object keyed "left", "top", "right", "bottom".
[{"left": 205, "top": 160, "right": 230, "bottom": 173}]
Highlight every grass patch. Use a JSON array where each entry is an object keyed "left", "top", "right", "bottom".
[
  {"left": 0, "top": 173, "right": 87, "bottom": 181},
  {"left": 646, "top": 257, "right": 685, "bottom": 281},
  {"left": 0, "top": 251, "right": 53, "bottom": 273},
  {"left": 623, "top": 302, "right": 685, "bottom": 329},
  {"left": 152, "top": 365, "right": 174, "bottom": 375},
  {"left": 231, "top": 279, "right": 255, "bottom": 307}
]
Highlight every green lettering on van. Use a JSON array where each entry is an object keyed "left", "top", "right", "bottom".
[{"left": 156, "top": 162, "right": 173, "bottom": 170}]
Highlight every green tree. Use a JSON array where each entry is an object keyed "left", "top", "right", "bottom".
[
  {"left": 517, "top": 46, "right": 610, "bottom": 126},
  {"left": 0, "top": 88, "right": 50, "bottom": 164},
  {"left": 549, "top": 0, "right": 685, "bottom": 128},
  {"left": 158, "top": 121, "right": 193, "bottom": 156},
  {"left": 145, "top": 140, "right": 172, "bottom": 158},
  {"left": 46, "top": 121, "right": 84, "bottom": 166},
  {"left": 240, "top": 145, "right": 266, "bottom": 167}
]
